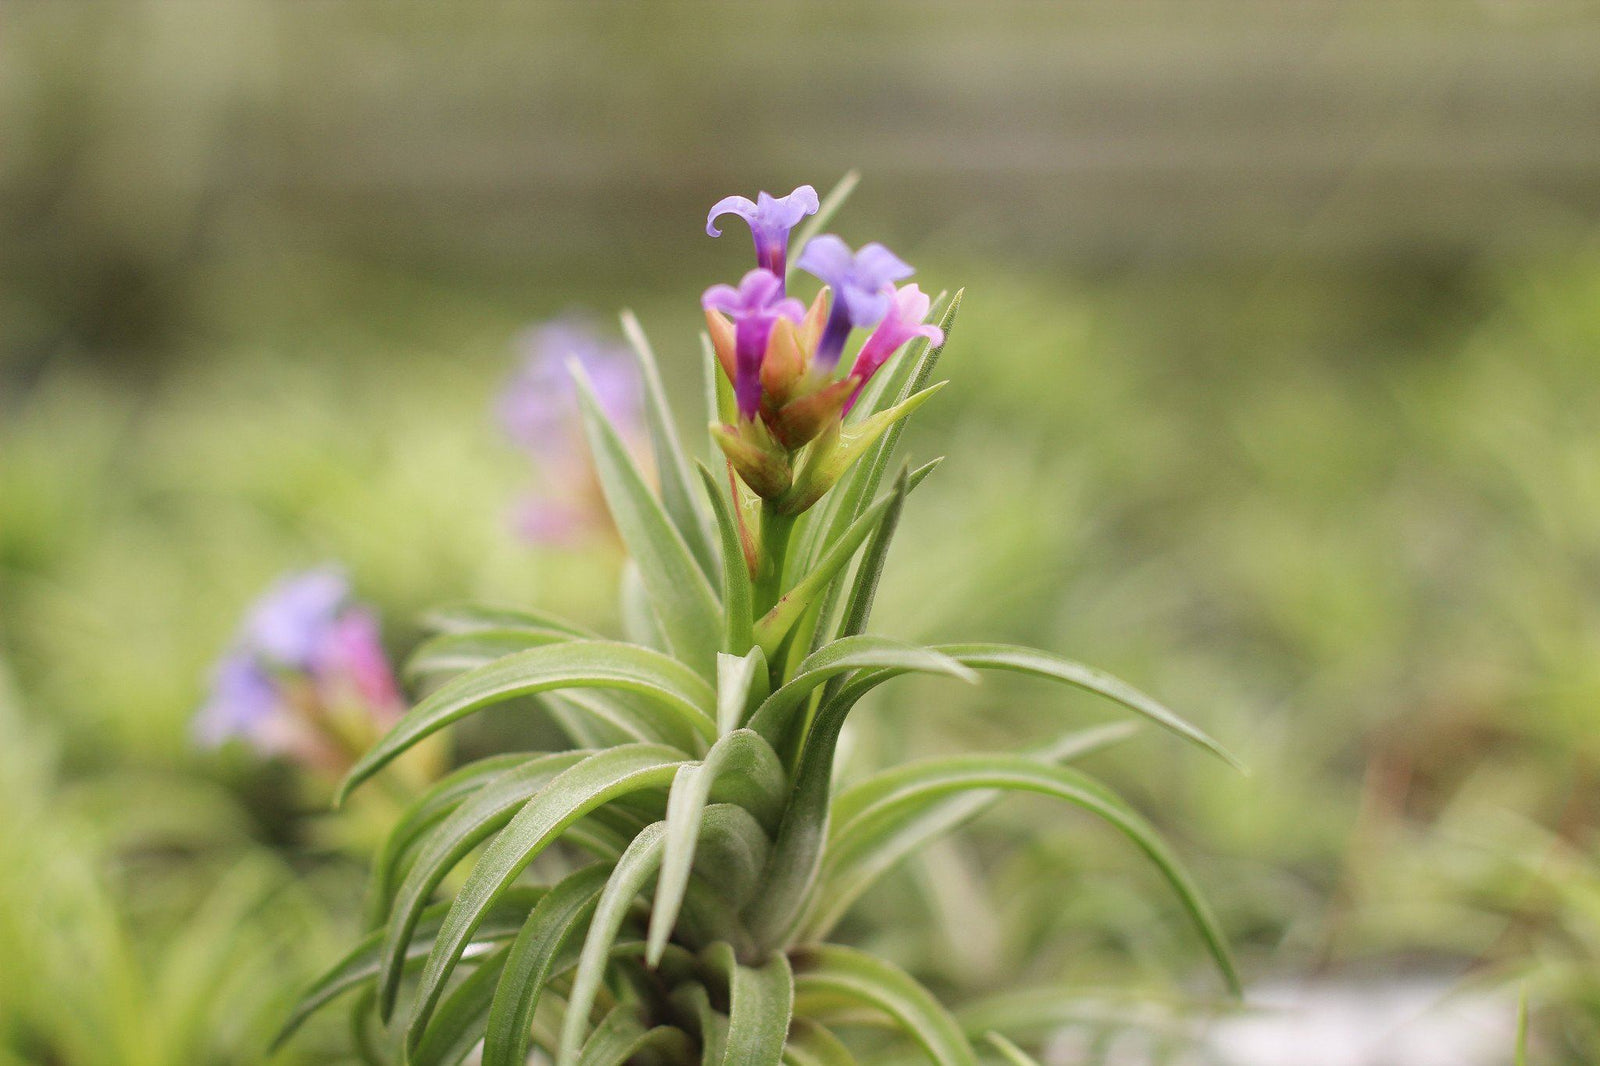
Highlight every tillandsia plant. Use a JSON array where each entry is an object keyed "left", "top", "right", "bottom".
[{"left": 277, "top": 176, "right": 1243, "bottom": 1066}]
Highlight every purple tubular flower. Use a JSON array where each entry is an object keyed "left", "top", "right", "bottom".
[
  {"left": 195, "top": 567, "right": 404, "bottom": 765},
  {"left": 498, "top": 317, "right": 642, "bottom": 465},
  {"left": 795, "top": 236, "right": 915, "bottom": 371},
  {"left": 705, "top": 185, "right": 819, "bottom": 280},
  {"left": 846, "top": 283, "right": 944, "bottom": 411},
  {"left": 701, "top": 269, "right": 805, "bottom": 419}
]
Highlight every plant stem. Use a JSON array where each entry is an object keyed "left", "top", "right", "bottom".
[{"left": 752, "top": 500, "right": 795, "bottom": 618}]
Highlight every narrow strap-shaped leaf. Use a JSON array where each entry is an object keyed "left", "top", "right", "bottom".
[
  {"left": 273, "top": 888, "right": 543, "bottom": 1049},
  {"left": 802, "top": 724, "right": 1138, "bottom": 940},
  {"left": 671, "top": 982, "right": 728, "bottom": 1065},
  {"left": 828, "top": 467, "right": 910, "bottom": 645},
  {"left": 409, "top": 946, "right": 511, "bottom": 1066},
  {"left": 376, "top": 751, "right": 591, "bottom": 1017},
  {"left": 928, "top": 643, "right": 1242, "bottom": 771},
  {"left": 573, "top": 364, "right": 722, "bottom": 676},
  {"left": 648, "top": 730, "right": 786, "bottom": 964},
  {"left": 557, "top": 823, "right": 668, "bottom": 1065},
  {"left": 785, "top": 170, "right": 859, "bottom": 286},
  {"left": 575, "top": 1004, "right": 697, "bottom": 1066},
  {"left": 423, "top": 603, "right": 601, "bottom": 640},
  {"left": 825, "top": 755, "right": 1241, "bottom": 996},
  {"left": 407, "top": 745, "right": 689, "bottom": 1038},
  {"left": 369, "top": 753, "right": 529, "bottom": 925},
  {"left": 699, "top": 463, "right": 754, "bottom": 653},
  {"left": 791, "top": 944, "right": 976, "bottom": 1066},
  {"left": 782, "top": 1017, "right": 857, "bottom": 1066},
  {"left": 543, "top": 689, "right": 681, "bottom": 748},
  {"left": 744, "top": 636, "right": 976, "bottom": 754},
  {"left": 717, "top": 648, "right": 768, "bottom": 735},
  {"left": 339, "top": 641, "right": 714, "bottom": 803},
  {"left": 481, "top": 864, "right": 612, "bottom": 1066},
  {"left": 404, "top": 627, "right": 576, "bottom": 682},
  {"left": 622, "top": 308, "right": 718, "bottom": 582},
  {"left": 703, "top": 942, "right": 793, "bottom": 1066},
  {"left": 985, "top": 1032, "right": 1043, "bottom": 1066},
  {"left": 754, "top": 485, "right": 900, "bottom": 654}
]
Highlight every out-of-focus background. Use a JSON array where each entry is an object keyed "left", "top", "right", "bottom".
[{"left": 3, "top": 3, "right": 1599, "bottom": 1063}]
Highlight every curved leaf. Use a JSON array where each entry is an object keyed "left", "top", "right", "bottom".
[
  {"left": 703, "top": 942, "right": 792, "bottom": 1066},
  {"left": 410, "top": 945, "right": 510, "bottom": 1066},
  {"left": 825, "top": 755, "right": 1241, "bottom": 996},
  {"left": 929, "top": 643, "right": 1242, "bottom": 771},
  {"left": 376, "top": 751, "right": 591, "bottom": 1017},
  {"left": 699, "top": 463, "right": 754, "bottom": 654},
  {"left": 408, "top": 745, "right": 689, "bottom": 1039},
  {"left": 574, "top": 364, "right": 722, "bottom": 675},
  {"left": 744, "top": 636, "right": 976, "bottom": 753},
  {"left": 274, "top": 888, "right": 543, "bottom": 1049},
  {"left": 782, "top": 1017, "right": 858, "bottom": 1066},
  {"left": 622, "top": 308, "right": 718, "bottom": 583},
  {"left": 576, "top": 1003, "right": 696, "bottom": 1066},
  {"left": 791, "top": 944, "right": 976, "bottom": 1066},
  {"left": 802, "top": 724, "right": 1138, "bottom": 939},
  {"left": 403, "top": 628, "right": 576, "bottom": 682},
  {"left": 717, "top": 648, "right": 769, "bottom": 735},
  {"left": 648, "top": 730, "right": 786, "bottom": 963},
  {"left": 985, "top": 1032, "right": 1043, "bottom": 1066},
  {"left": 338, "top": 641, "right": 714, "bottom": 803},
  {"left": 481, "top": 864, "right": 612, "bottom": 1066},
  {"left": 422, "top": 603, "right": 600, "bottom": 640}
]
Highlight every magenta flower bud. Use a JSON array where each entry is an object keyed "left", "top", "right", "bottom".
[
  {"left": 701, "top": 269, "right": 805, "bottom": 419},
  {"left": 705, "top": 185, "right": 819, "bottom": 281},
  {"left": 846, "top": 283, "right": 944, "bottom": 411},
  {"left": 795, "top": 236, "right": 914, "bottom": 371}
]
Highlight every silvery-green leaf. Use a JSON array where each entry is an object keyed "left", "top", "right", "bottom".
[
  {"left": 791, "top": 944, "right": 976, "bottom": 1066},
  {"left": 703, "top": 941, "right": 792, "bottom": 1066}
]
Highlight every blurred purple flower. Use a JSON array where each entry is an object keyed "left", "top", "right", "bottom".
[
  {"left": 195, "top": 567, "right": 402, "bottom": 770},
  {"left": 795, "top": 235, "right": 915, "bottom": 371},
  {"left": 497, "top": 315, "right": 643, "bottom": 544},
  {"left": 846, "top": 283, "right": 944, "bottom": 410},
  {"left": 705, "top": 185, "right": 819, "bottom": 281},
  {"left": 702, "top": 269, "right": 806, "bottom": 419}
]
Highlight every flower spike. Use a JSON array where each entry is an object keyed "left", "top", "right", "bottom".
[
  {"left": 795, "top": 235, "right": 914, "bottom": 370},
  {"left": 706, "top": 185, "right": 820, "bottom": 280},
  {"left": 702, "top": 269, "right": 805, "bottom": 419}
]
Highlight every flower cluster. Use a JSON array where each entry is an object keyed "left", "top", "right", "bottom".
[
  {"left": 497, "top": 316, "right": 644, "bottom": 544},
  {"left": 195, "top": 567, "right": 403, "bottom": 775},
  {"left": 703, "top": 185, "right": 943, "bottom": 511}
]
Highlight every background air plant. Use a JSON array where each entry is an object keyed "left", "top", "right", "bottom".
[{"left": 278, "top": 178, "right": 1241, "bottom": 1065}]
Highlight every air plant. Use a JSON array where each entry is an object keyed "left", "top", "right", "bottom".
[{"left": 276, "top": 176, "right": 1242, "bottom": 1065}]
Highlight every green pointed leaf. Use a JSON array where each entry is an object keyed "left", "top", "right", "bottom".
[
  {"left": 408, "top": 745, "right": 689, "bottom": 1039},
  {"left": 717, "top": 648, "right": 769, "bottom": 735},
  {"left": 573, "top": 364, "right": 722, "bottom": 675},
  {"left": 744, "top": 636, "right": 976, "bottom": 753},
  {"left": 699, "top": 463, "right": 754, "bottom": 653},
  {"left": 929, "top": 643, "right": 1243, "bottom": 771},
  {"left": 620, "top": 560, "right": 671, "bottom": 652},
  {"left": 274, "top": 888, "right": 543, "bottom": 1049},
  {"left": 576, "top": 1005, "right": 696, "bottom": 1066},
  {"left": 984, "top": 1032, "right": 1043, "bottom": 1066},
  {"left": 622, "top": 308, "right": 718, "bottom": 582},
  {"left": 410, "top": 946, "right": 510, "bottom": 1066},
  {"left": 672, "top": 982, "right": 728, "bottom": 1065},
  {"left": 338, "top": 641, "right": 714, "bottom": 803},
  {"left": 557, "top": 823, "right": 668, "bottom": 1065},
  {"left": 791, "top": 945, "right": 976, "bottom": 1066},
  {"left": 376, "top": 751, "right": 591, "bottom": 1017},
  {"left": 369, "top": 753, "right": 529, "bottom": 925},
  {"left": 780, "top": 383, "right": 946, "bottom": 517},
  {"left": 648, "top": 730, "right": 786, "bottom": 965},
  {"left": 703, "top": 942, "right": 792, "bottom": 1066},
  {"left": 802, "top": 724, "right": 1139, "bottom": 939},
  {"left": 482, "top": 864, "right": 612, "bottom": 1066},
  {"left": 824, "top": 755, "right": 1241, "bottom": 996},
  {"left": 782, "top": 1017, "right": 858, "bottom": 1066},
  {"left": 794, "top": 290, "right": 961, "bottom": 575}
]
